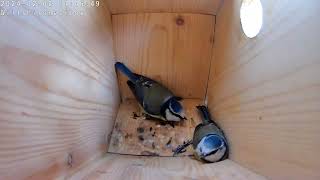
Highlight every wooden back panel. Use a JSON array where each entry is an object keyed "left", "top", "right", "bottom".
[
  {"left": 113, "top": 13, "right": 215, "bottom": 100},
  {"left": 208, "top": 0, "right": 320, "bottom": 179},
  {"left": 0, "top": 2, "right": 119, "bottom": 179}
]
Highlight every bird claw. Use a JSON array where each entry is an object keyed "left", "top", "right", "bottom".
[{"left": 172, "top": 140, "right": 192, "bottom": 156}]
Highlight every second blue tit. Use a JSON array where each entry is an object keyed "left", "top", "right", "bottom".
[
  {"left": 115, "top": 62, "right": 186, "bottom": 122},
  {"left": 193, "top": 106, "right": 228, "bottom": 163}
]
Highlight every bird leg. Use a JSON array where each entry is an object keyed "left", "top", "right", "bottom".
[{"left": 172, "top": 140, "right": 193, "bottom": 156}]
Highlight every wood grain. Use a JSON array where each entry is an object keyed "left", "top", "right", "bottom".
[
  {"left": 207, "top": 0, "right": 320, "bottom": 179},
  {"left": 108, "top": 99, "right": 203, "bottom": 156},
  {"left": 113, "top": 13, "right": 215, "bottom": 100},
  {"left": 70, "top": 153, "right": 267, "bottom": 180},
  {"left": 0, "top": 1, "right": 119, "bottom": 179},
  {"left": 106, "top": 0, "right": 223, "bottom": 15}
]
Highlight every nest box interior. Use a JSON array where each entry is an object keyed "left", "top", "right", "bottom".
[
  {"left": 0, "top": 0, "right": 319, "bottom": 180},
  {"left": 109, "top": 11, "right": 215, "bottom": 157}
]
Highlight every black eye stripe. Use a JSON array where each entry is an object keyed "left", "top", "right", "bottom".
[
  {"left": 168, "top": 108, "right": 184, "bottom": 119},
  {"left": 205, "top": 148, "right": 219, "bottom": 157}
]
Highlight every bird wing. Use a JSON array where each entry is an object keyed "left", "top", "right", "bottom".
[
  {"left": 126, "top": 74, "right": 155, "bottom": 109},
  {"left": 126, "top": 74, "right": 173, "bottom": 116},
  {"left": 127, "top": 80, "right": 144, "bottom": 106}
]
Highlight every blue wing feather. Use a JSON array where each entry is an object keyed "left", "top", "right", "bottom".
[{"left": 115, "top": 62, "right": 139, "bottom": 82}]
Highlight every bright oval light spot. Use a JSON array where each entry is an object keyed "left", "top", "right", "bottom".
[{"left": 240, "top": 0, "right": 263, "bottom": 38}]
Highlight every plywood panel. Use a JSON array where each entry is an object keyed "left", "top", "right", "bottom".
[
  {"left": 70, "top": 154, "right": 267, "bottom": 180},
  {"left": 207, "top": 0, "right": 320, "bottom": 179},
  {"left": 107, "top": 0, "right": 223, "bottom": 15},
  {"left": 0, "top": 2, "right": 119, "bottom": 179},
  {"left": 113, "top": 13, "right": 215, "bottom": 100},
  {"left": 108, "top": 99, "right": 202, "bottom": 156}
]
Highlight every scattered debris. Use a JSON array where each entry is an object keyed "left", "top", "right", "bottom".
[
  {"left": 125, "top": 133, "right": 133, "bottom": 139},
  {"left": 166, "top": 137, "right": 172, "bottom": 147},
  {"left": 67, "top": 153, "right": 73, "bottom": 167},
  {"left": 111, "top": 133, "right": 123, "bottom": 147},
  {"left": 137, "top": 127, "right": 144, "bottom": 133},
  {"left": 169, "top": 122, "right": 175, "bottom": 128},
  {"left": 138, "top": 135, "right": 144, "bottom": 141},
  {"left": 132, "top": 112, "right": 140, "bottom": 119},
  {"left": 109, "top": 100, "right": 202, "bottom": 156}
]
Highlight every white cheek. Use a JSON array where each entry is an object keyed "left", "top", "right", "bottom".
[
  {"left": 165, "top": 109, "right": 180, "bottom": 121},
  {"left": 204, "top": 146, "right": 226, "bottom": 162}
]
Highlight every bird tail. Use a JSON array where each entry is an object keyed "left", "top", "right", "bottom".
[
  {"left": 196, "top": 106, "right": 213, "bottom": 125},
  {"left": 115, "top": 62, "right": 138, "bottom": 82}
]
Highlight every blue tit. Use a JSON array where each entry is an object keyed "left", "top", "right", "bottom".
[
  {"left": 192, "top": 106, "right": 228, "bottom": 163},
  {"left": 115, "top": 62, "right": 186, "bottom": 122}
]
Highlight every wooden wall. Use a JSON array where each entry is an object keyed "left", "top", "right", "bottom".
[
  {"left": 207, "top": 0, "right": 320, "bottom": 179},
  {"left": 113, "top": 13, "right": 215, "bottom": 100},
  {"left": 70, "top": 154, "right": 267, "bottom": 180},
  {"left": 0, "top": 1, "right": 119, "bottom": 179},
  {"left": 107, "top": 0, "right": 223, "bottom": 15}
]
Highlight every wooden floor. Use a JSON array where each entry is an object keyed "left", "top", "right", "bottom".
[
  {"left": 69, "top": 154, "right": 266, "bottom": 180},
  {"left": 108, "top": 99, "right": 203, "bottom": 156}
]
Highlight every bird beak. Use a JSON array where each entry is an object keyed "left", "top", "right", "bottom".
[
  {"left": 180, "top": 111, "right": 187, "bottom": 120},
  {"left": 179, "top": 115, "right": 187, "bottom": 120}
]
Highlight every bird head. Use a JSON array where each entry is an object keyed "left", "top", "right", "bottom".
[
  {"left": 195, "top": 134, "right": 227, "bottom": 163},
  {"left": 164, "top": 98, "right": 186, "bottom": 121}
]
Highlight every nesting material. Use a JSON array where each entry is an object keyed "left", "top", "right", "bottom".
[{"left": 108, "top": 99, "right": 203, "bottom": 156}]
